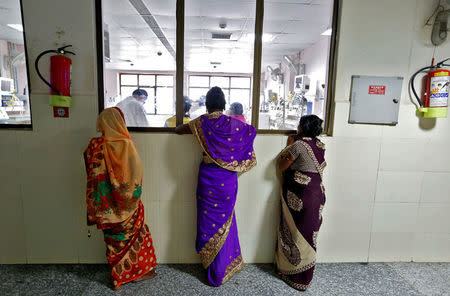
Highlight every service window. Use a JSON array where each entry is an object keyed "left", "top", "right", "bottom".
[
  {"left": 100, "top": 0, "right": 176, "bottom": 129},
  {"left": 0, "top": 0, "right": 32, "bottom": 128},
  {"left": 96, "top": 0, "right": 339, "bottom": 133},
  {"left": 258, "top": 0, "right": 336, "bottom": 132}
]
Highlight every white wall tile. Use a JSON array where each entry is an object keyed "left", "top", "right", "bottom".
[
  {"left": 379, "top": 139, "right": 427, "bottom": 171},
  {"left": 369, "top": 232, "right": 414, "bottom": 262},
  {"left": 144, "top": 201, "right": 160, "bottom": 235},
  {"left": 0, "top": 178, "right": 26, "bottom": 263},
  {"left": 371, "top": 203, "right": 418, "bottom": 233},
  {"left": 0, "top": 133, "right": 19, "bottom": 176},
  {"left": 22, "top": 176, "right": 78, "bottom": 263},
  {"left": 320, "top": 201, "right": 372, "bottom": 234},
  {"left": 375, "top": 171, "right": 424, "bottom": 203},
  {"left": 332, "top": 102, "right": 383, "bottom": 138},
  {"left": 381, "top": 104, "right": 434, "bottom": 139},
  {"left": 77, "top": 227, "right": 107, "bottom": 264},
  {"left": 335, "top": 0, "right": 415, "bottom": 101},
  {"left": 424, "top": 139, "right": 450, "bottom": 172},
  {"left": 326, "top": 170, "right": 378, "bottom": 204},
  {"left": 412, "top": 233, "right": 450, "bottom": 262},
  {"left": 420, "top": 172, "right": 450, "bottom": 203},
  {"left": 332, "top": 137, "right": 381, "bottom": 173},
  {"left": 152, "top": 231, "right": 179, "bottom": 264},
  {"left": 158, "top": 200, "right": 181, "bottom": 236},
  {"left": 416, "top": 204, "right": 450, "bottom": 233},
  {"left": 178, "top": 232, "right": 200, "bottom": 263},
  {"left": 317, "top": 232, "right": 370, "bottom": 262}
]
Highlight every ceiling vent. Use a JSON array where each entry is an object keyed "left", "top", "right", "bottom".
[{"left": 211, "top": 32, "right": 232, "bottom": 40}]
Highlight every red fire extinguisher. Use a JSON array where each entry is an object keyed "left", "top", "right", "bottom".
[
  {"left": 35, "top": 45, "right": 75, "bottom": 117},
  {"left": 411, "top": 58, "right": 449, "bottom": 118}
]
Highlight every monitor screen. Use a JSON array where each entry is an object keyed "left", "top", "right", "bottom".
[{"left": 1, "top": 80, "right": 11, "bottom": 92}]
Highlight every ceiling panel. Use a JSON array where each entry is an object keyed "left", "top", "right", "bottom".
[
  {"left": 142, "top": 0, "right": 176, "bottom": 16},
  {"left": 282, "top": 20, "right": 328, "bottom": 34},
  {"left": 104, "top": 0, "right": 333, "bottom": 72},
  {"left": 0, "top": 0, "right": 24, "bottom": 42},
  {"left": 198, "top": 1, "right": 255, "bottom": 19},
  {"left": 264, "top": 2, "right": 331, "bottom": 21},
  {"left": 103, "top": 0, "right": 137, "bottom": 15}
]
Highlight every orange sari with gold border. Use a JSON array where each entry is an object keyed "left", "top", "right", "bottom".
[{"left": 84, "top": 108, "right": 157, "bottom": 289}]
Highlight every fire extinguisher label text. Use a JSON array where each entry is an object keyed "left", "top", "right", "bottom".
[{"left": 429, "top": 75, "right": 449, "bottom": 108}]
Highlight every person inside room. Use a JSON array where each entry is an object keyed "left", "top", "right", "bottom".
[{"left": 115, "top": 89, "right": 149, "bottom": 127}]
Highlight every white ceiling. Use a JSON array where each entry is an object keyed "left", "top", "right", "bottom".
[
  {"left": 103, "top": 0, "right": 333, "bottom": 72},
  {"left": 0, "top": 0, "right": 25, "bottom": 44}
]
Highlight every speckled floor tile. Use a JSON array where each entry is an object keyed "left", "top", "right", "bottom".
[
  {"left": 388, "top": 263, "right": 450, "bottom": 296},
  {"left": 431, "top": 263, "right": 450, "bottom": 282},
  {"left": 1, "top": 263, "right": 448, "bottom": 295},
  {"left": 300, "top": 263, "right": 420, "bottom": 296},
  {"left": 0, "top": 264, "right": 99, "bottom": 296}
]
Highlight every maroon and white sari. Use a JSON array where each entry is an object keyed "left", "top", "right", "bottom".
[{"left": 275, "top": 137, "right": 326, "bottom": 291}]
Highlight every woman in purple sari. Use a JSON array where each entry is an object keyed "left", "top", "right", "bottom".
[
  {"left": 176, "top": 87, "right": 257, "bottom": 286},
  {"left": 275, "top": 115, "right": 326, "bottom": 291}
]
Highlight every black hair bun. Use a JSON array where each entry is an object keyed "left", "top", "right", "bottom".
[{"left": 299, "top": 115, "right": 323, "bottom": 138}]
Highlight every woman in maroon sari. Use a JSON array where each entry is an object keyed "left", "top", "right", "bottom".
[
  {"left": 275, "top": 115, "right": 326, "bottom": 291},
  {"left": 176, "top": 87, "right": 257, "bottom": 286}
]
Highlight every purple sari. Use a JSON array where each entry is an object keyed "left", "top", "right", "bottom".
[
  {"left": 189, "top": 111, "right": 257, "bottom": 286},
  {"left": 275, "top": 137, "right": 326, "bottom": 291}
]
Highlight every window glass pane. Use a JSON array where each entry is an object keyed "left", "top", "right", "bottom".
[
  {"left": 222, "top": 88, "right": 230, "bottom": 103},
  {"left": 103, "top": 0, "right": 176, "bottom": 127},
  {"left": 0, "top": 0, "right": 31, "bottom": 126},
  {"left": 121, "top": 74, "right": 137, "bottom": 85},
  {"left": 210, "top": 76, "right": 229, "bottom": 88},
  {"left": 139, "top": 75, "right": 155, "bottom": 87},
  {"left": 259, "top": 0, "right": 333, "bottom": 130},
  {"left": 141, "top": 87, "right": 155, "bottom": 114},
  {"left": 156, "top": 75, "right": 174, "bottom": 87},
  {"left": 231, "top": 77, "right": 251, "bottom": 88},
  {"left": 155, "top": 87, "right": 174, "bottom": 115},
  {"left": 185, "top": 0, "right": 255, "bottom": 121},
  {"left": 229, "top": 89, "right": 251, "bottom": 123},
  {"left": 188, "top": 87, "right": 208, "bottom": 118},
  {"left": 189, "top": 76, "right": 209, "bottom": 87},
  {"left": 120, "top": 87, "right": 137, "bottom": 98}
]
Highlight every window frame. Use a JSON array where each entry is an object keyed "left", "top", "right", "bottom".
[
  {"left": 95, "top": 0, "right": 340, "bottom": 134},
  {"left": 0, "top": 0, "right": 33, "bottom": 130},
  {"left": 187, "top": 73, "right": 252, "bottom": 107},
  {"left": 118, "top": 73, "right": 175, "bottom": 116}
]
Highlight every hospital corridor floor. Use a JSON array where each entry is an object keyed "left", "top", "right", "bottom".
[{"left": 0, "top": 263, "right": 448, "bottom": 295}]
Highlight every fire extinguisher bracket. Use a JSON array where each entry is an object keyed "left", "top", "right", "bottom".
[
  {"left": 418, "top": 107, "right": 448, "bottom": 118},
  {"left": 49, "top": 95, "right": 72, "bottom": 108}
]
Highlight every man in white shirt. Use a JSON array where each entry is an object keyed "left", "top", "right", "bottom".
[{"left": 115, "top": 89, "right": 149, "bottom": 127}]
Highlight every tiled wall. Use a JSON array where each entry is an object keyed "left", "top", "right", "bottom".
[{"left": 0, "top": 0, "right": 448, "bottom": 264}]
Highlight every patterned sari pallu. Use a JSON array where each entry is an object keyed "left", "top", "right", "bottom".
[
  {"left": 275, "top": 137, "right": 326, "bottom": 291},
  {"left": 190, "top": 111, "right": 257, "bottom": 286},
  {"left": 84, "top": 108, "right": 157, "bottom": 290}
]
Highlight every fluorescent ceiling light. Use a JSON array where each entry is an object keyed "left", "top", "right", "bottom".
[
  {"left": 7, "top": 24, "right": 23, "bottom": 32},
  {"left": 321, "top": 28, "right": 332, "bottom": 36},
  {"left": 242, "top": 33, "right": 274, "bottom": 43}
]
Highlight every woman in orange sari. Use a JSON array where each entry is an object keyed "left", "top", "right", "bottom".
[{"left": 84, "top": 107, "right": 157, "bottom": 290}]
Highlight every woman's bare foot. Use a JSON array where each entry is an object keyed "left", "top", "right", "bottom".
[{"left": 133, "top": 269, "right": 157, "bottom": 283}]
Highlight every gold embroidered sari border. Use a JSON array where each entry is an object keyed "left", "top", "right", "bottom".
[
  {"left": 277, "top": 260, "right": 316, "bottom": 275},
  {"left": 198, "top": 212, "right": 234, "bottom": 269},
  {"left": 190, "top": 117, "right": 257, "bottom": 173},
  {"left": 281, "top": 275, "right": 312, "bottom": 291},
  {"left": 222, "top": 255, "right": 244, "bottom": 285}
]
